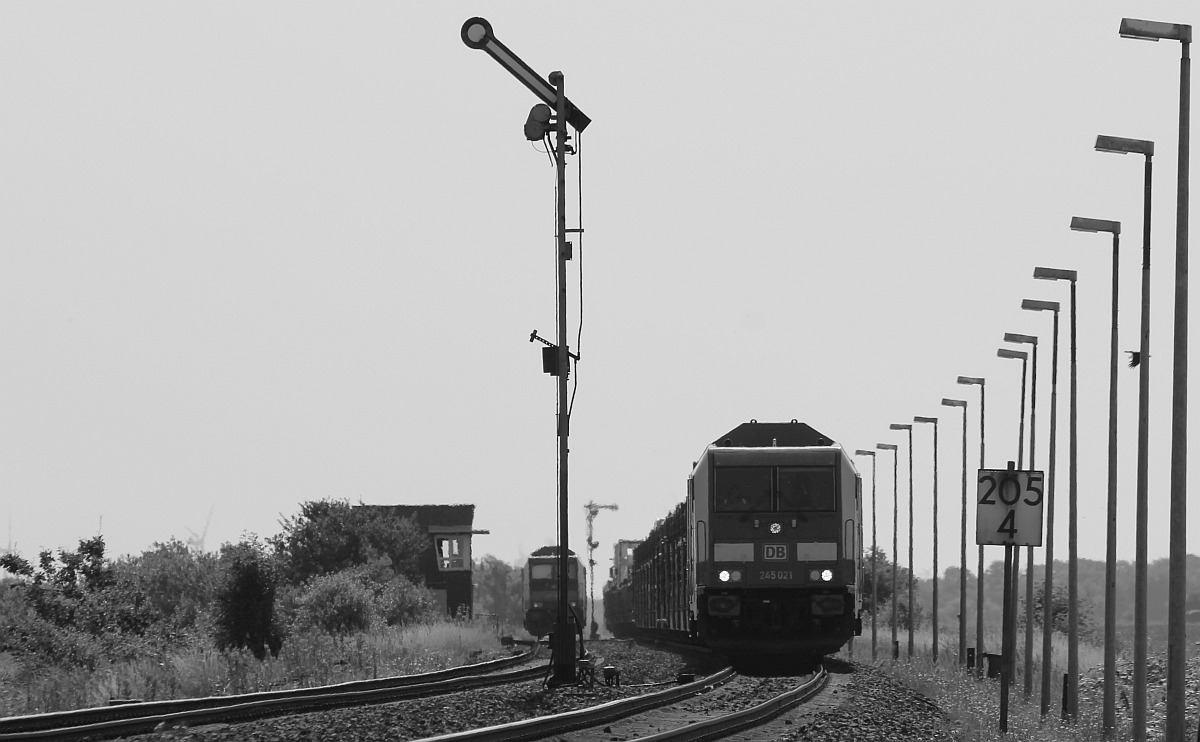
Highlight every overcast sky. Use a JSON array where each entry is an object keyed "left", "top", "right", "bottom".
[{"left": 1, "top": 4, "right": 1196, "bottom": 589}]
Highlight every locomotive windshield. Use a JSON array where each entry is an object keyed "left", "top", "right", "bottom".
[
  {"left": 714, "top": 467, "right": 773, "bottom": 512},
  {"left": 778, "top": 467, "right": 837, "bottom": 511},
  {"left": 714, "top": 465, "right": 837, "bottom": 512}
]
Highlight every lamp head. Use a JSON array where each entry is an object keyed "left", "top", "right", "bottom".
[
  {"left": 854, "top": 449, "right": 876, "bottom": 457},
  {"left": 1004, "top": 332, "right": 1037, "bottom": 346},
  {"left": 1120, "top": 18, "right": 1191, "bottom": 42},
  {"left": 1071, "top": 216, "right": 1120, "bottom": 235},
  {"left": 1022, "top": 298, "right": 1060, "bottom": 312},
  {"left": 941, "top": 398, "right": 967, "bottom": 408},
  {"left": 1095, "top": 135, "right": 1154, "bottom": 156},
  {"left": 889, "top": 423, "right": 912, "bottom": 431},
  {"left": 914, "top": 416, "right": 938, "bottom": 424},
  {"left": 877, "top": 443, "right": 898, "bottom": 451},
  {"left": 1034, "top": 266, "right": 1078, "bottom": 282},
  {"left": 957, "top": 376, "right": 985, "bottom": 386},
  {"left": 997, "top": 348, "right": 1028, "bottom": 361}
]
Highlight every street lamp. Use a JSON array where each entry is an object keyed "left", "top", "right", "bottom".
[
  {"left": 941, "top": 398, "right": 968, "bottom": 666},
  {"left": 1070, "top": 215, "right": 1121, "bottom": 732},
  {"left": 1118, "top": 19, "right": 1190, "bottom": 740},
  {"left": 1005, "top": 332, "right": 1038, "bottom": 697},
  {"left": 1096, "top": 133, "right": 1155, "bottom": 740},
  {"left": 997, "top": 347, "right": 1028, "bottom": 695},
  {"left": 855, "top": 449, "right": 879, "bottom": 660},
  {"left": 957, "top": 375, "right": 986, "bottom": 676},
  {"left": 889, "top": 423, "right": 915, "bottom": 659},
  {"left": 1033, "top": 266, "right": 1079, "bottom": 719},
  {"left": 914, "top": 416, "right": 939, "bottom": 663},
  {"left": 877, "top": 442, "right": 900, "bottom": 659},
  {"left": 462, "top": 16, "right": 591, "bottom": 686},
  {"left": 1023, "top": 298, "right": 1061, "bottom": 716}
]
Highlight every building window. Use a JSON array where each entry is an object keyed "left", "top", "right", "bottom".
[{"left": 436, "top": 535, "right": 469, "bottom": 571}]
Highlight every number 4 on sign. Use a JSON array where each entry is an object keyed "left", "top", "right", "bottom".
[{"left": 976, "top": 467, "right": 1045, "bottom": 547}]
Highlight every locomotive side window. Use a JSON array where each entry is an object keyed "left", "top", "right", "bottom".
[
  {"left": 778, "top": 467, "right": 837, "bottom": 511},
  {"left": 714, "top": 467, "right": 772, "bottom": 512}
]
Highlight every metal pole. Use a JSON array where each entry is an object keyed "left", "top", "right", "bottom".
[
  {"left": 1067, "top": 277, "right": 1079, "bottom": 720},
  {"left": 960, "top": 406, "right": 968, "bottom": 665},
  {"left": 932, "top": 421, "right": 939, "bottom": 663},
  {"left": 550, "top": 70, "right": 576, "bottom": 685},
  {"left": 892, "top": 447, "right": 899, "bottom": 655},
  {"left": 871, "top": 455, "right": 878, "bottom": 661},
  {"left": 978, "top": 384, "right": 986, "bottom": 678},
  {"left": 1014, "top": 357, "right": 1026, "bottom": 696},
  {"left": 906, "top": 426, "right": 914, "bottom": 659},
  {"left": 1040, "top": 308, "right": 1061, "bottom": 715},
  {"left": 1025, "top": 342, "right": 1038, "bottom": 697},
  {"left": 1103, "top": 229, "right": 1120, "bottom": 735},
  {"left": 1166, "top": 36, "right": 1190, "bottom": 742},
  {"left": 1133, "top": 149, "right": 1153, "bottom": 742}
]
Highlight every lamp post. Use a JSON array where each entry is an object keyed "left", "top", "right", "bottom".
[
  {"left": 1118, "top": 19, "right": 1190, "bottom": 740},
  {"left": 941, "top": 398, "right": 968, "bottom": 666},
  {"left": 462, "top": 17, "right": 591, "bottom": 686},
  {"left": 1023, "top": 296, "right": 1062, "bottom": 716},
  {"left": 913, "top": 416, "right": 939, "bottom": 662},
  {"left": 1004, "top": 332, "right": 1038, "bottom": 697},
  {"left": 957, "top": 375, "right": 986, "bottom": 676},
  {"left": 1070, "top": 215, "right": 1121, "bottom": 733},
  {"left": 1032, "top": 266, "right": 1079, "bottom": 719},
  {"left": 877, "top": 442, "right": 900, "bottom": 659},
  {"left": 997, "top": 347, "right": 1028, "bottom": 695},
  {"left": 855, "top": 449, "right": 879, "bottom": 660},
  {"left": 889, "top": 423, "right": 915, "bottom": 659},
  {"left": 1095, "top": 133, "right": 1154, "bottom": 741}
]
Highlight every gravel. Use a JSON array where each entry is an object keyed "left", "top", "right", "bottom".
[
  {"left": 135, "top": 645, "right": 956, "bottom": 742},
  {"left": 137, "top": 640, "right": 719, "bottom": 742}
]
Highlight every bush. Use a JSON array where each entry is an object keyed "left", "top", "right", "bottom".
[
  {"left": 296, "top": 571, "right": 374, "bottom": 635},
  {"left": 211, "top": 539, "right": 283, "bottom": 660}
]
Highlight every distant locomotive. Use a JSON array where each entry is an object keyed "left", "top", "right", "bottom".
[
  {"left": 603, "top": 420, "right": 863, "bottom": 660},
  {"left": 522, "top": 546, "right": 586, "bottom": 639}
]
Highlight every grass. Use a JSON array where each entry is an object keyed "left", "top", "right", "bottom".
[
  {"left": 842, "top": 622, "right": 1133, "bottom": 741},
  {"left": 0, "top": 620, "right": 507, "bottom": 717}
]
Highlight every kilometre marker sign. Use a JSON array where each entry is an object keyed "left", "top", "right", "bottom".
[{"left": 976, "top": 468, "right": 1044, "bottom": 547}]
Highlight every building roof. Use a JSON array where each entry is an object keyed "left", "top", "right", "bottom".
[{"left": 356, "top": 504, "right": 476, "bottom": 530}]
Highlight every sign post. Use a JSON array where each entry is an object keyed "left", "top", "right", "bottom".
[{"left": 977, "top": 463, "right": 1044, "bottom": 732}]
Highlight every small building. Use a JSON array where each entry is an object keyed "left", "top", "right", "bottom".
[{"left": 357, "top": 504, "right": 488, "bottom": 617}]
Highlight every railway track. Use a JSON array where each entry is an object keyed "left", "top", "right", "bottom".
[
  {"left": 414, "top": 662, "right": 829, "bottom": 742},
  {"left": 0, "top": 650, "right": 539, "bottom": 741}
]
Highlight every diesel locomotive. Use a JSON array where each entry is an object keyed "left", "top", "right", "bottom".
[
  {"left": 522, "top": 546, "right": 586, "bottom": 639},
  {"left": 603, "top": 420, "right": 863, "bottom": 660}
]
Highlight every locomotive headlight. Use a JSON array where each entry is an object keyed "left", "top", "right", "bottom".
[
  {"left": 821, "top": 569, "right": 834, "bottom": 582},
  {"left": 809, "top": 570, "right": 821, "bottom": 581},
  {"left": 719, "top": 570, "right": 731, "bottom": 582},
  {"left": 769, "top": 522, "right": 782, "bottom": 534},
  {"left": 730, "top": 570, "right": 743, "bottom": 582}
]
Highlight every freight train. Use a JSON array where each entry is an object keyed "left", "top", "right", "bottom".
[
  {"left": 603, "top": 420, "right": 863, "bottom": 661},
  {"left": 522, "top": 546, "right": 586, "bottom": 639}
]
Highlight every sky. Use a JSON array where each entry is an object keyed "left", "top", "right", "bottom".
[{"left": 1, "top": 4, "right": 1197, "bottom": 590}]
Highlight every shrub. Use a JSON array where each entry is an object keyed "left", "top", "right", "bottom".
[
  {"left": 296, "top": 571, "right": 374, "bottom": 635},
  {"left": 211, "top": 539, "right": 283, "bottom": 660}
]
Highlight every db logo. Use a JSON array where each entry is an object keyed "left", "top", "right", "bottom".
[{"left": 763, "top": 544, "right": 788, "bottom": 561}]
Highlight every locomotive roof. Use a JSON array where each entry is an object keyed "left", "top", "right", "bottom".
[
  {"left": 530, "top": 546, "right": 578, "bottom": 557},
  {"left": 711, "top": 421, "right": 834, "bottom": 448}
]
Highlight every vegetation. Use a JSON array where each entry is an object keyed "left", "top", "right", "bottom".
[{"left": 0, "top": 499, "right": 514, "bottom": 716}]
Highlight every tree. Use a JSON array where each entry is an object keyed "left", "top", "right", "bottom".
[
  {"left": 473, "top": 555, "right": 523, "bottom": 629},
  {"left": 212, "top": 538, "right": 283, "bottom": 660},
  {"left": 273, "top": 499, "right": 428, "bottom": 585},
  {"left": 861, "top": 546, "right": 921, "bottom": 626}
]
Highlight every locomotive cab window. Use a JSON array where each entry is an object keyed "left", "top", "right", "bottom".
[
  {"left": 778, "top": 467, "right": 837, "bottom": 511},
  {"left": 530, "top": 564, "right": 553, "bottom": 580},
  {"left": 714, "top": 467, "right": 773, "bottom": 512}
]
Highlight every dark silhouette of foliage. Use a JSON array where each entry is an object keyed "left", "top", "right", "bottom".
[
  {"left": 273, "top": 499, "right": 428, "bottom": 585},
  {"left": 473, "top": 555, "right": 523, "bottom": 629},
  {"left": 212, "top": 539, "right": 283, "bottom": 660}
]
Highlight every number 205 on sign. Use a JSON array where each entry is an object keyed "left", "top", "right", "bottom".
[{"left": 976, "top": 469, "right": 1044, "bottom": 547}]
